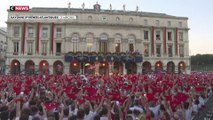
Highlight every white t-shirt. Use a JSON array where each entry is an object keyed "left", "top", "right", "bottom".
[
  {"left": 149, "top": 104, "right": 160, "bottom": 120},
  {"left": 192, "top": 104, "right": 199, "bottom": 113},
  {"left": 185, "top": 107, "right": 192, "bottom": 120},
  {"left": 100, "top": 116, "right": 108, "bottom": 120},
  {"left": 129, "top": 106, "right": 144, "bottom": 113},
  {"left": 84, "top": 111, "right": 97, "bottom": 120}
]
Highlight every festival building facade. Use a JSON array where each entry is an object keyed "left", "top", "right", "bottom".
[{"left": 6, "top": 3, "right": 190, "bottom": 75}]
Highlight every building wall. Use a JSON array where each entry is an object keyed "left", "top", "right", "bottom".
[
  {"left": 6, "top": 7, "right": 190, "bottom": 74},
  {"left": 0, "top": 29, "right": 7, "bottom": 74}
]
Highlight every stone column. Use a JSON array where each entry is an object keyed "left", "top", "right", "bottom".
[
  {"left": 49, "top": 65, "right": 53, "bottom": 74},
  {"left": 95, "top": 62, "right": 99, "bottom": 75},
  {"left": 108, "top": 62, "right": 114, "bottom": 75},
  {"left": 123, "top": 63, "right": 127, "bottom": 74},
  {"left": 137, "top": 63, "right": 142, "bottom": 74}
]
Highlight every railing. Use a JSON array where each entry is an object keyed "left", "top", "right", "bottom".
[{"left": 193, "top": 95, "right": 213, "bottom": 120}]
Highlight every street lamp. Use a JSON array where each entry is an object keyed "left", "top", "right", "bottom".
[{"left": 14, "top": 62, "right": 18, "bottom": 74}]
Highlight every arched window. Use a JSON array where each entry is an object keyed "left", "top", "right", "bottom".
[
  {"left": 114, "top": 34, "right": 121, "bottom": 52},
  {"left": 71, "top": 33, "right": 79, "bottom": 52},
  {"left": 86, "top": 33, "right": 94, "bottom": 52},
  {"left": 128, "top": 35, "right": 135, "bottom": 52},
  {"left": 99, "top": 34, "right": 108, "bottom": 53}
]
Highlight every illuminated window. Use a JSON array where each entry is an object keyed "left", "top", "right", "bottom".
[{"left": 144, "top": 44, "right": 149, "bottom": 57}]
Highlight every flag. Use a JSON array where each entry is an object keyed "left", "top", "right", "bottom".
[
  {"left": 50, "top": 23, "right": 54, "bottom": 54},
  {"left": 36, "top": 22, "right": 40, "bottom": 54},
  {"left": 174, "top": 28, "right": 179, "bottom": 56},
  {"left": 150, "top": 26, "right": 155, "bottom": 56},
  {"left": 164, "top": 27, "right": 167, "bottom": 54},
  {"left": 21, "top": 22, "right": 26, "bottom": 54}
]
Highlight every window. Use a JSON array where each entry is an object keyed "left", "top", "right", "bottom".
[
  {"left": 168, "top": 45, "right": 173, "bottom": 57},
  {"left": 156, "top": 20, "right": 160, "bottom": 26},
  {"left": 179, "top": 22, "right": 182, "bottom": 27},
  {"left": 86, "top": 34, "right": 93, "bottom": 52},
  {"left": 4, "top": 46, "right": 6, "bottom": 52},
  {"left": 27, "top": 42, "right": 33, "bottom": 55},
  {"left": 56, "top": 27, "right": 62, "bottom": 38},
  {"left": 156, "top": 31, "right": 161, "bottom": 40},
  {"left": 42, "top": 27, "right": 48, "bottom": 38},
  {"left": 179, "top": 32, "right": 183, "bottom": 41},
  {"left": 88, "top": 16, "right": 92, "bottom": 20},
  {"left": 102, "top": 16, "right": 107, "bottom": 21},
  {"left": 115, "top": 43, "right": 120, "bottom": 52},
  {"left": 144, "top": 44, "right": 149, "bottom": 57},
  {"left": 144, "top": 19, "right": 148, "bottom": 25},
  {"left": 116, "top": 17, "right": 120, "bottom": 21},
  {"left": 14, "top": 26, "right": 20, "bottom": 37},
  {"left": 128, "top": 36, "right": 135, "bottom": 52},
  {"left": 27, "top": 27, "right": 34, "bottom": 38},
  {"left": 167, "top": 21, "right": 171, "bottom": 27},
  {"left": 129, "top": 17, "right": 133, "bottom": 22},
  {"left": 179, "top": 45, "right": 184, "bottom": 57},
  {"left": 42, "top": 42, "right": 47, "bottom": 55},
  {"left": 168, "top": 32, "right": 172, "bottom": 41},
  {"left": 156, "top": 44, "right": 161, "bottom": 57},
  {"left": 129, "top": 44, "right": 134, "bottom": 52},
  {"left": 144, "top": 31, "right": 149, "bottom": 40},
  {"left": 99, "top": 34, "right": 108, "bottom": 53},
  {"left": 56, "top": 43, "right": 61, "bottom": 55},
  {"left": 13, "top": 42, "right": 19, "bottom": 53},
  {"left": 115, "top": 35, "right": 121, "bottom": 52},
  {"left": 72, "top": 34, "right": 79, "bottom": 52}
]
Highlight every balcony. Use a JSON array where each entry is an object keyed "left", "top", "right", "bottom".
[
  {"left": 13, "top": 52, "right": 18, "bottom": 55},
  {"left": 27, "top": 53, "right": 33, "bottom": 55},
  {"left": 56, "top": 52, "right": 61, "bottom": 56},
  {"left": 42, "top": 53, "right": 47, "bottom": 56}
]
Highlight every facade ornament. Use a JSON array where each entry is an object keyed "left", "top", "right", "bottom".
[
  {"left": 110, "top": 4, "right": 112, "bottom": 11},
  {"left": 82, "top": 2, "right": 85, "bottom": 11},
  {"left": 136, "top": 6, "right": 139, "bottom": 12},
  {"left": 68, "top": 2, "right": 71, "bottom": 9},
  {"left": 123, "top": 4, "right": 126, "bottom": 11}
]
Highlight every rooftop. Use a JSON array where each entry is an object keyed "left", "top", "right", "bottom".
[{"left": 9, "top": 6, "right": 188, "bottom": 19}]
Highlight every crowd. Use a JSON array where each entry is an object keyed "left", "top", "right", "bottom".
[{"left": 0, "top": 72, "right": 213, "bottom": 120}]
